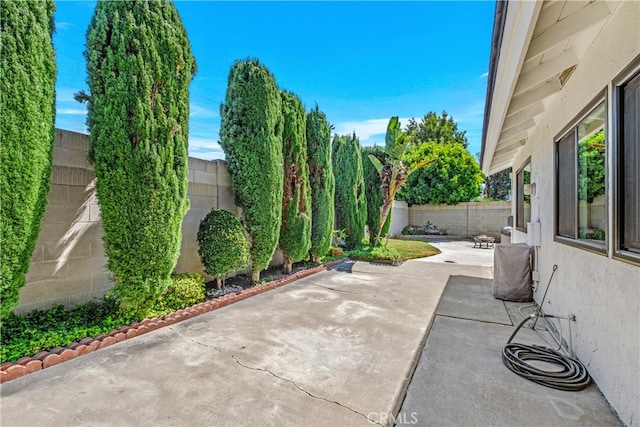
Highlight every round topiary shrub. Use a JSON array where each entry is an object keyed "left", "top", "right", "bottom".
[{"left": 197, "top": 209, "right": 249, "bottom": 289}]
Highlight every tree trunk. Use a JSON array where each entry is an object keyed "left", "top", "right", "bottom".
[
  {"left": 283, "top": 256, "right": 293, "bottom": 274},
  {"left": 374, "top": 200, "right": 393, "bottom": 247},
  {"left": 311, "top": 254, "right": 320, "bottom": 264},
  {"left": 251, "top": 270, "right": 260, "bottom": 283},
  {"left": 215, "top": 277, "right": 223, "bottom": 290}
]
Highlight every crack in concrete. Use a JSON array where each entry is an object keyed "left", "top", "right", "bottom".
[
  {"left": 310, "top": 283, "right": 382, "bottom": 299},
  {"left": 229, "top": 354, "right": 382, "bottom": 426},
  {"left": 168, "top": 328, "right": 382, "bottom": 426}
]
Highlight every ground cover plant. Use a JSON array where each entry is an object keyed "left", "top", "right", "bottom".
[{"left": 1, "top": 273, "right": 204, "bottom": 364}]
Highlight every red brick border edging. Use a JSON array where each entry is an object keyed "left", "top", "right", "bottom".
[{"left": 0, "top": 259, "right": 345, "bottom": 384}]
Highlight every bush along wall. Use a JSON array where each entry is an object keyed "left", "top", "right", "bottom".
[
  {"left": 0, "top": 0, "right": 56, "bottom": 318},
  {"left": 220, "top": 59, "right": 284, "bottom": 283},
  {"left": 332, "top": 133, "right": 367, "bottom": 250},
  {"left": 197, "top": 209, "right": 249, "bottom": 289},
  {"left": 84, "top": 0, "right": 196, "bottom": 317},
  {"left": 306, "top": 105, "right": 335, "bottom": 263},
  {"left": 279, "top": 91, "right": 312, "bottom": 273}
]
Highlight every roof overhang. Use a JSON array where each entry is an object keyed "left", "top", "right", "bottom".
[{"left": 481, "top": 0, "right": 617, "bottom": 176}]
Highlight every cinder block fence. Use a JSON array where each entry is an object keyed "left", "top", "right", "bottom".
[
  {"left": 18, "top": 130, "right": 237, "bottom": 313},
  {"left": 18, "top": 129, "right": 508, "bottom": 313}
]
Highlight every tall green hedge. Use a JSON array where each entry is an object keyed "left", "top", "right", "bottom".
[
  {"left": 220, "top": 59, "right": 283, "bottom": 283},
  {"left": 306, "top": 105, "right": 335, "bottom": 263},
  {"left": 85, "top": 0, "right": 196, "bottom": 317},
  {"left": 0, "top": 0, "right": 56, "bottom": 318},
  {"left": 279, "top": 91, "right": 312, "bottom": 273},
  {"left": 332, "top": 133, "right": 367, "bottom": 250},
  {"left": 362, "top": 146, "right": 391, "bottom": 246}
]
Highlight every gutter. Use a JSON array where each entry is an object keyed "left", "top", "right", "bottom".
[{"left": 480, "top": 0, "right": 508, "bottom": 172}]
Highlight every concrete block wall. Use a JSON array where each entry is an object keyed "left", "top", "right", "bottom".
[
  {"left": 19, "top": 130, "right": 109, "bottom": 314},
  {"left": 408, "top": 201, "right": 511, "bottom": 239},
  {"left": 16, "top": 129, "right": 245, "bottom": 314}
]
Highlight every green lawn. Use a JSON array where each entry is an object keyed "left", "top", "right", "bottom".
[
  {"left": 345, "top": 238, "right": 441, "bottom": 263},
  {"left": 385, "top": 238, "right": 440, "bottom": 260}
]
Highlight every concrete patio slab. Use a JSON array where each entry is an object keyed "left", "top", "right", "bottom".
[
  {"left": 0, "top": 258, "right": 486, "bottom": 427},
  {"left": 397, "top": 272, "right": 622, "bottom": 426}
]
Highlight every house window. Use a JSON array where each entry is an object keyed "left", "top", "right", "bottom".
[
  {"left": 516, "top": 161, "right": 531, "bottom": 232},
  {"left": 616, "top": 67, "right": 640, "bottom": 262},
  {"left": 555, "top": 99, "right": 607, "bottom": 250}
]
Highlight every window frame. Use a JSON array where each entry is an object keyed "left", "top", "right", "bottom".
[
  {"left": 554, "top": 90, "right": 608, "bottom": 255},
  {"left": 613, "top": 55, "right": 640, "bottom": 266},
  {"left": 515, "top": 158, "right": 531, "bottom": 233}
]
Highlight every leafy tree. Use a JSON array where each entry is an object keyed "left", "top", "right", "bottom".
[
  {"left": 398, "top": 142, "right": 484, "bottom": 205},
  {"left": 578, "top": 130, "right": 605, "bottom": 203},
  {"left": 220, "top": 59, "right": 283, "bottom": 283},
  {"left": 1, "top": 0, "right": 56, "bottom": 318},
  {"left": 306, "top": 105, "right": 335, "bottom": 263},
  {"left": 367, "top": 117, "right": 435, "bottom": 246},
  {"left": 279, "top": 91, "right": 312, "bottom": 273},
  {"left": 405, "top": 111, "right": 468, "bottom": 148},
  {"left": 197, "top": 209, "right": 249, "bottom": 289},
  {"left": 85, "top": 0, "right": 196, "bottom": 317},
  {"left": 362, "top": 147, "right": 389, "bottom": 246},
  {"left": 332, "top": 133, "right": 367, "bottom": 250},
  {"left": 484, "top": 168, "right": 511, "bottom": 200}
]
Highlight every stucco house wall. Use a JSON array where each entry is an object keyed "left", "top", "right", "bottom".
[{"left": 508, "top": 2, "right": 639, "bottom": 424}]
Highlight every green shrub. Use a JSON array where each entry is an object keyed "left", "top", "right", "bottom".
[
  {"left": 84, "top": 0, "right": 196, "bottom": 318},
  {"left": 152, "top": 273, "right": 205, "bottom": 314},
  {"left": 279, "top": 90, "right": 312, "bottom": 273},
  {"left": 0, "top": 0, "right": 56, "bottom": 318},
  {"left": 307, "top": 105, "right": 335, "bottom": 263},
  {"left": 197, "top": 209, "right": 249, "bottom": 288},
  {"left": 220, "top": 59, "right": 284, "bottom": 283},
  {"left": 332, "top": 133, "right": 367, "bottom": 250},
  {"left": 346, "top": 244, "right": 401, "bottom": 263}
]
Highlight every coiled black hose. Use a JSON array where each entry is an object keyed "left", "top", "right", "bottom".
[{"left": 502, "top": 315, "right": 591, "bottom": 391}]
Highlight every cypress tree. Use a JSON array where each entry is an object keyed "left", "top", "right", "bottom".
[
  {"left": 362, "top": 146, "right": 391, "bottom": 246},
  {"left": 279, "top": 91, "right": 311, "bottom": 273},
  {"left": 306, "top": 105, "right": 335, "bottom": 263},
  {"left": 332, "top": 133, "right": 367, "bottom": 250},
  {"left": 85, "top": 0, "right": 196, "bottom": 317},
  {"left": 220, "top": 59, "right": 283, "bottom": 283},
  {"left": 0, "top": 0, "right": 56, "bottom": 318}
]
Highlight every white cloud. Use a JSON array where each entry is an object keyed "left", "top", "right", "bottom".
[
  {"left": 190, "top": 103, "right": 218, "bottom": 119},
  {"left": 58, "top": 108, "right": 87, "bottom": 115},
  {"left": 188, "top": 136, "right": 225, "bottom": 160},
  {"left": 480, "top": 71, "right": 489, "bottom": 78},
  {"left": 332, "top": 117, "right": 413, "bottom": 146}
]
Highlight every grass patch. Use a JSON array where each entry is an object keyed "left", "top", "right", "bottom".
[
  {"left": 344, "top": 238, "right": 440, "bottom": 263},
  {"left": 385, "top": 238, "right": 441, "bottom": 260}
]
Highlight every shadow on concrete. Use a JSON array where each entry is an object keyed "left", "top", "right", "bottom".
[{"left": 327, "top": 260, "right": 355, "bottom": 273}]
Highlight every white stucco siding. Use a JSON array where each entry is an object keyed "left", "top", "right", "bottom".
[{"left": 509, "top": 1, "right": 640, "bottom": 425}]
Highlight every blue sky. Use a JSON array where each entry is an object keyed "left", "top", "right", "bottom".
[{"left": 53, "top": 1, "right": 495, "bottom": 160}]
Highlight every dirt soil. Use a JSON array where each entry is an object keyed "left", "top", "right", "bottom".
[{"left": 204, "top": 261, "right": 321, "bottom": 295}]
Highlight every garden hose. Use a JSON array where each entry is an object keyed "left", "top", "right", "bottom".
[
  {"left": 502, "top": 315, "right": 591, "bottom": 391},
  {"left": 502, "top": 264, "right": 591, "bottom": 391}
]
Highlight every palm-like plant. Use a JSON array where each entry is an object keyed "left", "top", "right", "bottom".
[{"left": 368, "top": 117, "right": 435, "bottom": 247}]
